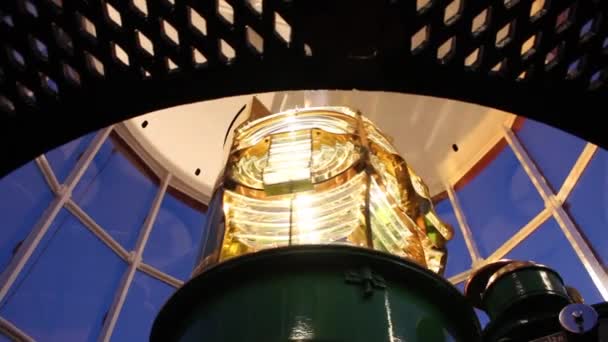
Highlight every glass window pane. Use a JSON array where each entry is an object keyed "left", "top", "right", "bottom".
[
  {"left": 46, "top": 132, "right": 95, "bottom": 183},
  {"left": 0, "top": 209, "right": 126, "bottom": 341},
  {"left": 434, "top": 199, "right": 471, "bottom": 277},
  {"left": 455, "top": 282, "right": 464, "bottom": 292},
  {"left": 0, "top": 160, "right": 54, "bottom": 273},
  {"left": 475, "top": 308, "right": 489, "bottom": 328},
  {"left": 516, "top": 119, "right": 586, "bottom": 192},
  {"left": 73, "top": 134, "right": 159, "bottom": 250},
  {"left": 506, "top": 218, "right": 603, "bottom": 304},
  {"left": 458, "top": 146, "right": 544, "bottom": 258},
  {"left": 112, "top": 271, "right": 175, "bottom": 342},
  {"left": 0, "top": 210, "right": 72, "bottom": 309},
  {"left": 566, "top": 148, "right": 608, "bottom": 267},
  {"left": 143, "top": 189, "right": 208, "bottom": 280},
  {"left": 197, "top": 190, "right": 225, "bottom": 270}
]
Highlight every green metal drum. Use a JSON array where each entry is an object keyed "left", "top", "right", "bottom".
[
  {"left": 466, "top": 260, "right": 574, "bottom": 341},
  {"left": 151, "top": 245, "right": 481, "bottom": 341},
  {"left": 483, "top": 263, "right": 571, "bottom": 321}
]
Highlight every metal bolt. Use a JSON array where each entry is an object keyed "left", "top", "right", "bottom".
[
  {"left": 572, "top": 310, "right": 584, "bottom": 323},
  {"left": 560, "top": 303, "right": 598, "bottom": 334}
]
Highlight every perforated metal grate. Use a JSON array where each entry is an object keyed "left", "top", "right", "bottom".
[{"left": 0, "top": 0, "right": 606, "bottom": 175}]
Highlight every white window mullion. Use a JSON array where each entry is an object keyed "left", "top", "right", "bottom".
[
  {"left": 35, "top": 154, "right": 61, "bottom": 194},
  {"left": 557, "top": 143, "right": 597, "bottom": 203},
  {"left": 503, "top": 126, "right": 608, "bottom": 300},
  {"left": 0, "top": 316, "right": 35, "bottom": 342},
  {"left": 0, "top": 126, "right": 113, "bottom": 304},
  {"left": 445, "top": 185, "right": 482, "bottom": 266},
  {"left": 98, "top": 172, "right": 171, "bottom": 342}
]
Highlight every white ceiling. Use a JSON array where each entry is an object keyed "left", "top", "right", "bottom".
[{"left": 124, "top": 90, "right": 515, "bottom": 202}]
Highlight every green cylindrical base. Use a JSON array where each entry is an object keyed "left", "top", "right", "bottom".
[
  {"left": 478, "top": 262, "right": 572, "bottom": 341},
  {"left": 151, "top": 246, "right": 480, "bottom": 341},
  {"left": 483, "top": 266, "right": 570, "bottom": 321}
]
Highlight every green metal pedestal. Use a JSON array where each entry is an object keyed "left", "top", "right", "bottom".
[{"left": 151, "top": 246, "right": 481, "bottom": 341}]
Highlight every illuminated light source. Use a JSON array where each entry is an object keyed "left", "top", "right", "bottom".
[
  {"left": 197, "top": 106, "right": 453, "bottom": 274},
  {"left": 262, "top": 130, "right": 313, "bottom": 194},
  {"left": 153, "top": 106, "right": 495, "bottom": 341}
]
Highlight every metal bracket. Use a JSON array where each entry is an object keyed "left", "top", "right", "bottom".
[{"left": 345, "top": 266, "right": 386, "bottom": 297}]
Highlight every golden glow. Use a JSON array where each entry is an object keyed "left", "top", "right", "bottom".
[
  {"left": 263, "top": 130, "right": 313, "bottom": 194},
  {"left": 311, "top": 130, "right": 361, "bottom": 183},
  {"left": 208, "top": 106, "right": 453, "bottom": 274},
  {"left": 221, "top": 172, "right": 367, "bottom": 261},
  {"left": 364, "top": 118, "right": 398, "bottom": 155},
  {"left": 228, "top": 129, "right": 361, "bottom": 193},
  {"left": 369, "top": 177, "right": 426, "bottom": 265},
  {"left": 233, "top": 108, "right": 359, "bottom": 151}
]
